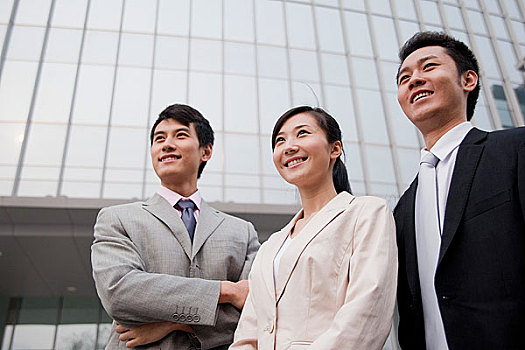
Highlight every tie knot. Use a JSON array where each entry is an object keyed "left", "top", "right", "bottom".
[
  {"left": 176, "top": 200, "right": 195, "bottom": 211},
  {"left": 421, "top": 152, "right": 439, "bottom": 168}
]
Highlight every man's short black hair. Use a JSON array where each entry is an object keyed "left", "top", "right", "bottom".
[
  {"left": 397, "top": 31, "right": 480, "bottom": 121},
  {"left": 150, "top": 104, "right": 214, "bottom": 178}
]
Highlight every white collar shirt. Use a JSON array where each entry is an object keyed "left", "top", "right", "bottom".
[{"left": 157, "top": 185, "right": 202, "bottom": 221}]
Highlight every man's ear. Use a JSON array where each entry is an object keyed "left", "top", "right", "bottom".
[
  {"left": 463, "top": 70, "right": 478, "bottom": 93},
  {"left": 330, "top": 141, "right": 343, "bottom": 160},
  {"left": 200, "top": 143, "right": 213, "bottom": 162}
]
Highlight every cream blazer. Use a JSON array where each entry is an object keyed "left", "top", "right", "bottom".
[{"left": 230, "top": 192, "right": 398, "bottom": 350}]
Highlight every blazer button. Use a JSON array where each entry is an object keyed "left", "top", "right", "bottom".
[
  {"left": 193, "top": 315, "right": 200, "bottom": 323},
  {"left": 179, "top": 314, "right": 186, "bottom": 322},
  {"left": 186, "top": 315, "right": 193, "bottom": 322},
  {"left": 172, "top": 313, "right": 179, "bottom": 321},
  {"left": 441, "top": 295, "right": 449, "bottom": 300}
]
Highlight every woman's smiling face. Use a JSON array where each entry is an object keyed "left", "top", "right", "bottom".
[{"left": 273, "top": 113, "right": 340, "bottom": 188}]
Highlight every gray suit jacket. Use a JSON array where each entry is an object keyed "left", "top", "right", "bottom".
[{"left": 91, "top": 193, "right": 260, "bottom": 350}]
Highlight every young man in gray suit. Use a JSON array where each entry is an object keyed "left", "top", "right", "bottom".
[{"left": 92, "top": 104, "right": 260, "bottom": 349}]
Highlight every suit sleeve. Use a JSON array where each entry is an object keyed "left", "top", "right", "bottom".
[
  {"left": 229, "top": 273, "right": 259, "bottom": 349},
  {"left": 239, "top": 222, "right": 260, "bottom": 280},
  {"left": 91, "top": 207, "right": 220, "bottom": 328},
  {"left": 192, "top": 221, "right": 260, "bottom": 349},
  {"left": 308, "top": 199, "right": 398, "bottom": 350}
]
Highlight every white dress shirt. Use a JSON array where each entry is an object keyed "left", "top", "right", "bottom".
[{"left": 415, "top": 121, "right": 473, "bottom": 350}]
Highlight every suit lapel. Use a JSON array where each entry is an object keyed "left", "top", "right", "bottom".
[
  {"left": 260, "top": 212, "right": 302, "bottom": 302},
  {"left": 438, "top": 128, "right": 487, "bottom": 265},
  {"left": 275, "top": 192, "right": 353, "bottom": 304},
  {"left": 191, "top": 201, "right": 224, "bottom": 259},
  {"left": 401, "top": 179, "right": 421, "bottom": 299},
  {"left": 142, "top": 193, "right": 193, "bottom": 259}
]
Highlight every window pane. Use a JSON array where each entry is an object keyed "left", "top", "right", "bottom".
[
  {"left": 0, "top": 61, "right": 38, "bottom": 122},
  {"left": 82, "top": 30, "right": 119, "bottom": 65},
  {"left": 0, "top": 0, "right": 14, "bottom": 24},
  {"left": 15, "top": 0, "right": 51, "bottom": 25},
  {"left": 12, "top": 298, "right": 59, "bottom": 349},
  {"left": 292, "top": 82, "right": 323, "bottom": 106},
  {"left": 118, "top": 33, "right": 154, "bottom": 67},
  {"left": 321, "top": 53, "right": 349, "bottom": 85},
  {"left": 188, "top": 72, "right": 222, "bottom": 130},
  {"left": 386, "top": 92, "right": 420, "bottom": 148},
  {"left": 286, "top": 2, "right": 316, "bottom": 49},
  {"left": 87, "top": 0, "right": 123, "bottom": 31},
  {"left": 65, "top": 125, "right": 107, "bottom": 168},
  {"left": 52, "top": 0, "right": 88, "bottom": 28},
  {"left": 356, "top": 89, "right": 389, "bottom": 144},
  {"left": 257, "top": 46, "right": 288, "bottom": 79},
  {"left": 352, "top": 57, "right": 379, "bottom": 89},
  {"left": 33, "top": 63, "right": 76, "bottom": 123},
  {"left": 290, "top": 49, "right": 319, "bottom": 82},
  {"left": 155, "top": 36, "right": 188, "bottom": 70},
  {"left": 224, "top": 75, "right": 257, "bottom": 133},
  {"left": 397, "top": 148, "right": 420, "bottom": 185},
  {"left": 316, "top": 7, "right": 344, "bottom": 53},
  {"left": 45, "top": 28, "right": 83, "bottom": 63},
  {"left": 258, "top": 78, "right": 291, "bottom": 135},
  {"left": 150, "top": 70, "right": 187, "bottom": 123},
  {"left": 371, "top": 16, "right": 398, "bottom": 60},
  {"left": 106, "top": 127, "right": 147, "bottom": 168},
  {"left": 72, "top": 65, "right": 114, "bottom": 125},
  {"left": 189, "top": 39, "right": 222, "bottom": 72},
  {"left": 365, "top": 145, "right": 396, "bottom": 183},
  {"left": 474, "top": 35, "right": 501, "bottom": 78},
  {"left": 0, "top": 123, "right": 25, "bottom": 165},
  {"left": 191, "top": 0, "right": 222, "bottom": 39},
  {"left": 255, "top": 0, "right": 285, "bottom": 46},
  {"left": 490, "top": 15, "right": 509, "bottom": 39},
  {"left": 369, "top": 0, "right": 391, "bottom": 16},
  {"left": 325, "top": 85, "right": 358, "bottom": 142},
  {"left": 224, "top": 134, "right": 259, "bottom": 174},
  {"left": 122, "top": 0, "right": 156, "bottom": 33},
  {"left": 345, "top": 11, "right": 373, "bottom": 57},
  {"left": 224, "top": 0, "right": 254, "bottom": 42},
  {"left": 444, "top": 5, "right": 465, "bottom": 30},
  {"left": 468, "top": 10, "right": 488, "bottom": 35},
  {"left": 393, "top": 0, "right": 417, "bottom": 20},
  {"left": 111, "top": 68, "right": 151, "bottom": 127},
  {"left": 7, "top": 26, "right": 45, "bottom": 60},
  {"left": 344, "top": 142, "right": 364, "bottom": 182},
  {"left": 157, "top": 0, "right": 189, "bottom": 36},
  {"left": 24, "top": 124, "right": 67, "bottom": 167},
  {"left": 420, "top": 0, "right": 442, "bottom": 26},
  {"left": 224, "top": 42, "right": 255, "bottom": 75}
]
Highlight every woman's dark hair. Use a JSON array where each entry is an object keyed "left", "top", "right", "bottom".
[{"left": 271, "top": 106, "right": 351, "bottom": 194}]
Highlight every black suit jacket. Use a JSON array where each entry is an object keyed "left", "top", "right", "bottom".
[{"left": 394, "top": 127, "right": 525, "bottom": 350}]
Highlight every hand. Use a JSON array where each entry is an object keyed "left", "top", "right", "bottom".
[
  {"left": 115, "top": 321, "right": 192, "bottom": 348},
  {"left": 219, "top": 280, "right": 249, "bottom": 309}
]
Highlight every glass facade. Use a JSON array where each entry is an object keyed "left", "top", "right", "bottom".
[
  {"left": 0, "top": 0, "right": 523, "bottom": 206},
  {"left": 0, "top": 297, "right": 111, "bottom": 350},
  {"left": 0, "top": 0, "right": 524, "bottom": 349}
]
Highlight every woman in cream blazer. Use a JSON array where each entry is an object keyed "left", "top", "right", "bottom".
[{"left": 231, "top": 106, "right": 398, "bottom": 350}]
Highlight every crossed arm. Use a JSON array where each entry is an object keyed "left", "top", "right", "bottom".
[{"left": 91, "top": 206, "right": 259, "bottom": 348}]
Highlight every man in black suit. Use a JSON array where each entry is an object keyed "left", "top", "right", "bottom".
[{"left": 394, "top": 31, "right": 525, "bottom": 350}]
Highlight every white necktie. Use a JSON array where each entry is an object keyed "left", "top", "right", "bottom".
[{"left": 416, "top": 151, "right": 449, "bottom": 350}]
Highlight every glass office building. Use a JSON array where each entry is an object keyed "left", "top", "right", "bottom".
[{"left": 0, "top": 0, "right": 523, "bottom": 349}]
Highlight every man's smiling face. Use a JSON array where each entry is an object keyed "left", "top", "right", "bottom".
[{"left": 397, "top": 45, "right": 471, "bottom": 131}]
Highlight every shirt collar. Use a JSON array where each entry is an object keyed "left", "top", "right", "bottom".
[
  {"left": 157, "top": 185, "right": 202, "bottom": 210},
  {"left": 424, "top": 121, "right": 473, "bottom": 162}
]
